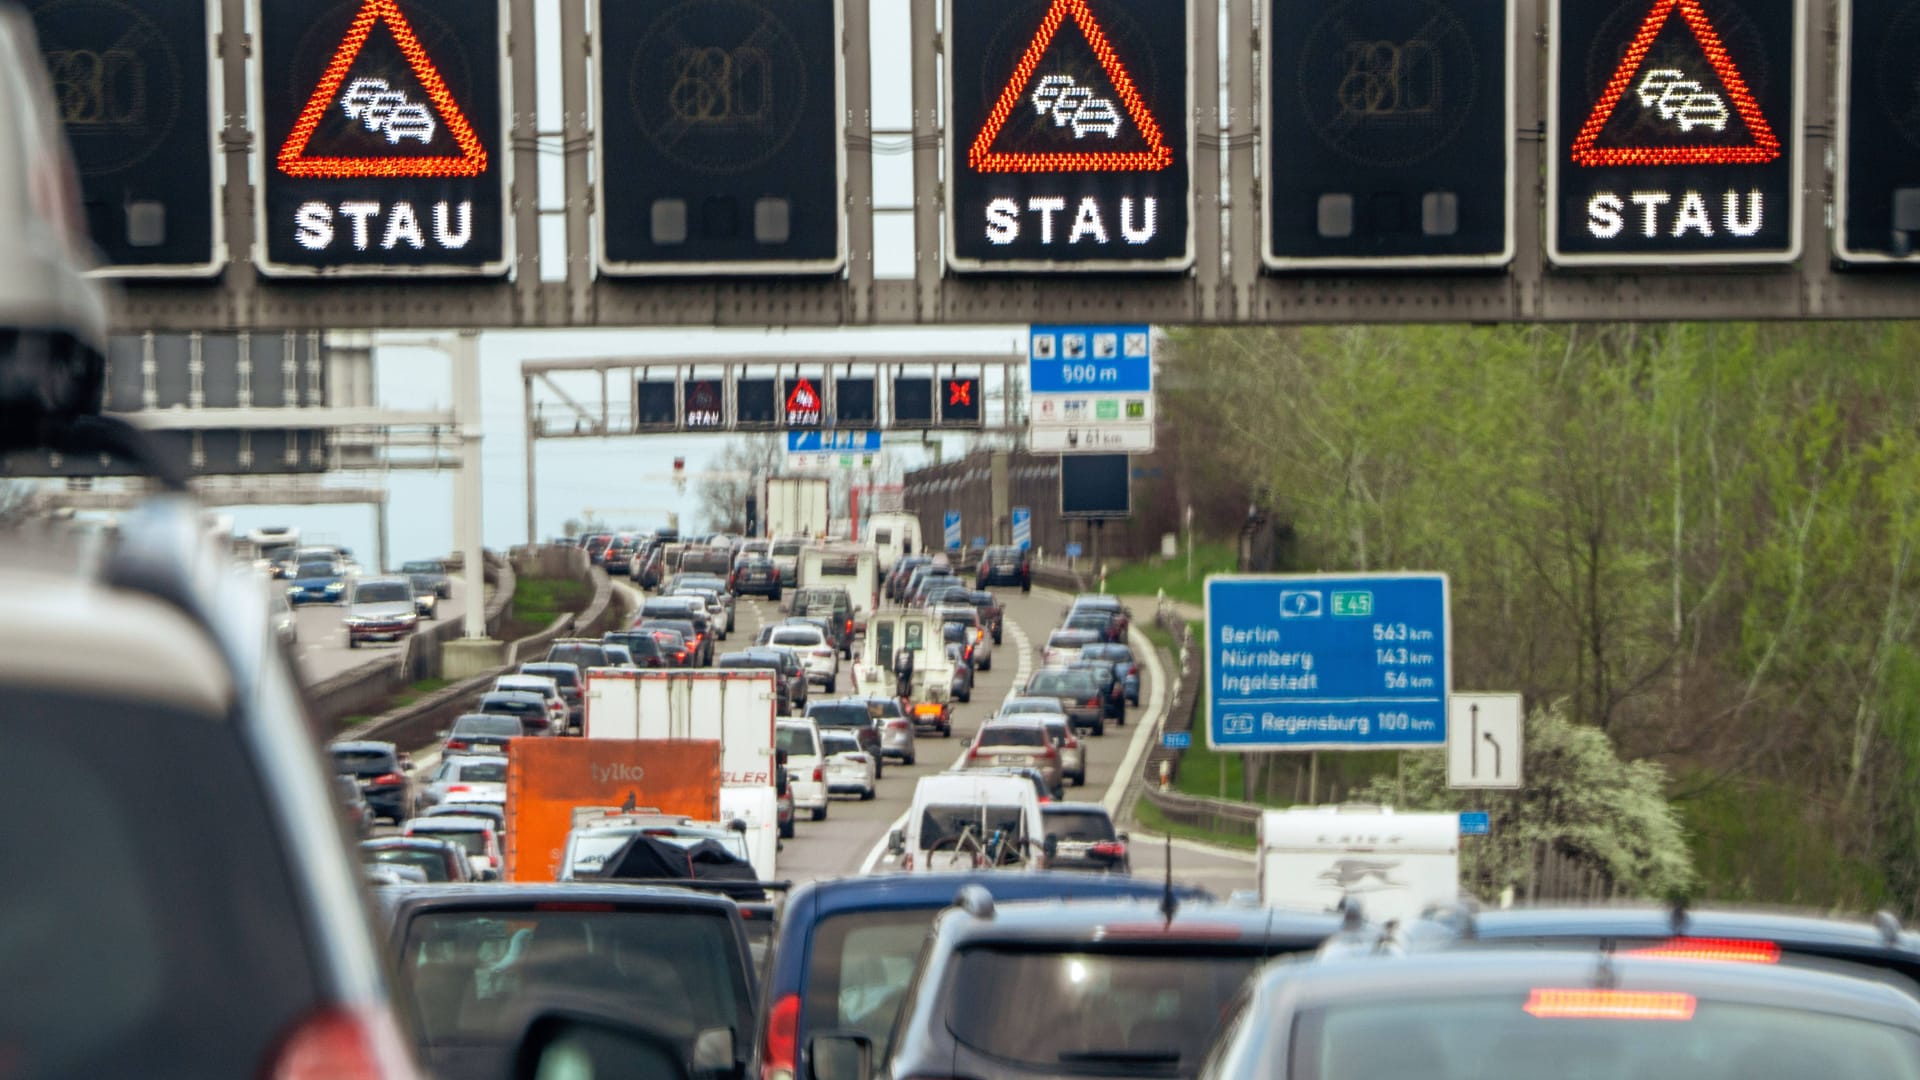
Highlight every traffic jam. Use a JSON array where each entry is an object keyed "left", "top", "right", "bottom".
[{"left": 285, "top": 521, "right": 1920, "bottom": 1080}]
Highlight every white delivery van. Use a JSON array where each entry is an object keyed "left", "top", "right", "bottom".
[
  {"left": 797, "top": 546, "right": 879, "bottom": 626},
  {"left": 583, "top": 668, "right": 780, "bottom": 877},
  {"left": 1257, "top": 805, "right": 1461, "bottom": 925},
  {"left": 889, "top": 773, "right": 1046, "bottom": 872},
  {"left": 854, "top": 610, "right": 956, "bottom": 732},
  {"left": 865, "top": 513, "right": 922, "bottom": 574}
]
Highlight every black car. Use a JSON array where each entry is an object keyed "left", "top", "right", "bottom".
[
  {"left": 1040, "top": 802, "right": 1130, "bottom": 873},
  {"left": 717, "top": 648, "right": 808, "bottom": 713},
  {"left": 603, "top": 629, "right": 672, "bottom": 668},
  {"left": 804, "top": 699, "right": 886, "bottom": 779},
  {"left": 1068, "top": 657, "right": 1127, "bottom": 722},
  {"left": 830, "top": 895, "right": 1343, "bottom": 1080},
  {"left": 380, "top": 884, "right": 757, "bottom": 1080},
  {"left": 886, "top": 555, "right": 931, "bottom": 602},
  {"left": 731, "top": 556, "right": 782, "bottom": 600},
  {"left": 1079, "top": 642, "right": 1142, "bottom": 705},
  {"left": 331, "top": 740, "right": 416, "bottom": 823},
  {"left": 545, "top": 640, "right": 622, "bottom": 678},
  {"left": 475, "top": 690, "right": 553, "bottom": 732},
  {"left": 640, "top": 617, "right": 709, "bottom": 666},
  {"left": 519, "top": 661, "right": 585, "bottom": 724},
  {"left": 975, "top": 544, "right": 1031, "bottom": 591},
  {"left": 641, "top": 624, "right": 696, "bottom": 667},
  {"left": 1024, "top": 667, "right": 1107, "bottom": 736}
]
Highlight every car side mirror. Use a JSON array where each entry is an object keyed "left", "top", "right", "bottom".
[
  {"left": 510, "top": 1011, "right": 693, "bottom": 1080},
  {"left": 808, "top": 1032, "right": 874, "bottom": 1080},
  {"left": 1117, "top": 832, "right": 1130, "bottom": 843},
  {"left": 1044, "top": 833, "right": 1060, "bottom": 860},
  {"left": 692, "top": 1026, "right": 735, "bottom": 1073},
  {"left": 887, "top": 828, "right": 906, "bottom": 856}
]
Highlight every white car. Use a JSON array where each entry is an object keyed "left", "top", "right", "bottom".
[
  {"left": 401, "top": 815, "right": 502, "bottom": 881},
  {"left": 767, "top": 624, "right": 839, "bottom": 690},
  {"left": 777, "top": 719, "right": 829, "bottom": 821},
  {"left": 559, "top": 812, "right": 755, "bottom": 880},
  {"left": 421, "top": 754, "right": 508, "bottom": 808},
  {"left": 1042, "top": 629, "right": 1092, "bottom": 667},
  {"left": 670, "top": 585, "right": 731, "bottom": 640},
  {"left": 820, "top": 729, "right": 877, "bottom": 801}
]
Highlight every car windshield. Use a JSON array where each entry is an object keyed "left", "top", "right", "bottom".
[
  {"left": 803, "top": 908, "right": 940, "bottom": 1061},
  {"left": 776, "top": 726, "right": 817, "bottom": 756},
  {"left": 296, "top": 561, "right": 334, "bottom": 577},
  {"left": 396, "top": 909, "right": 748, "bottom": 1049},
  {"left": 353, "top": 582, "right": 410, "bottom": 603},
  {"left": 1291, "top": 994, "right": 1920, "bottom": 1080},
  {"left": 947, "top": 948, "right": 1265, "bottom": 1072},
  {"left": 401, "top": 561, "right": 440, "bottom": 573},
  {"left": 365, "top": 846, "right": 450, "bottom": 879},
  {"left": 331, "top": 748, "right": 397, "bottom": 776},
  {"left": 455, "top": 762, "right": 507, "bottom": 783},
  {"left": 1029, "top": 671, "right": 1096, "bottom": 696},
  {"left": 809, "top": 704, "right": 870, "bottom": 728},
  {"left": 1043, "top": 809, "right": 1116, "bottom": 842},
  {"left": 455, "top": 716, "right": 521, "bottom": 737}
]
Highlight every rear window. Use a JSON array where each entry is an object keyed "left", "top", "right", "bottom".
[
  {"left": 1004, "top": 699, "right": 1066, "bottom": 716},
  {"left": 1028, "top": 671, "right": 1097, "bottom": 696},
  {"left": 776, "top": 726, "right": 818, "bottom": 756},
  {"left": 802, "top": 908, "right": 937, "bottom": 1061},
  {"left": 455, "top": 762, "right": 507, "bottom": 782},
  {"left": 366, "top": 846, "right": 451, "bottom": 881},
  {"left": 771, "top": 541, "right": 804, "bottom": 557},
  {"left": 1042, "top": 809, "right": 1115, "bottom": 842},
  {"left": 822, "top": 732, "right": 862, "bottom": 755},
  {"left": 918, "top": 803, "right": 1027, "bottom": 851},
  {"left": 947, "top": 948, "right": 1265, "bottom": 1072},
  {"left": 397, "top": 909, "right": 749, "bottom": 1051},
  {"left": 412, "top": 828, "right": 485, "bottom": 856},
  {"left": 332, "top": 747, "right": 399, "bottom": 776},
  {"left": 4, "top": 690, "right": 320, "bottom": 1076},
  {"left": 546, "top": 645, "right": 608, "bottom": 668},
  {"left": 523, "top": 665, "right": 580, "bottom": 688},
  {"left": 481, "top": 696, "right": 542, "bottom": 715},
  {"left": 808, "top": 704, "right": 871, "bottom": 728},
  {"left": 454, "top": 716, "right": 522, "bottom": 737},
  {"left": 978, "top": 726, "right": 1045, "bottom": 748},
  {"left": 1293, "top": 995, "right": 1920, "bottom": 1080},
  {"left": 771, "top": 629, "right": 822, "bottom": 646}
]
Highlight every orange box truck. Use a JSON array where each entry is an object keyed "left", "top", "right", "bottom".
[{"left": 504, "top": 737, "right": 721, "bottom": 882}]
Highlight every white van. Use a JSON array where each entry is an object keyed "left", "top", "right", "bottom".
[
  {"left": 1257, "top": 805, "right": 1461, "bottom": 925},
  {"left": 888, "top": 773, "right": 1046, "bottom": 872},
  {"left": 777, "top": 719, "right": 829, "bottom": 822},
  {"left": 865, "top": 513, "right": 923, "bottom": 575}
]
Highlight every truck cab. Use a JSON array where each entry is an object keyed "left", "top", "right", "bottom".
[{"left": 856, "top": 611, "right": 956, "bottom": 734}]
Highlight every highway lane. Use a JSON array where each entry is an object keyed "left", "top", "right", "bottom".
[{"left": 293, "top": 578, "right": 473, "bottom": 685}]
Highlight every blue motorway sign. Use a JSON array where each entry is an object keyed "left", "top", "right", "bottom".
[
  {"left": 788, "top": 430, "right": 880, "bottom": 453},
  {"left": 1162, "top": 731, "right": 1193, "bottom": 750},
  {"left": 1206, "top": 573, "right": 1450, "bottom": 749},
  {"left": 1459, "top": 811, "right": 1491, "bottom": 837},
  {"left": 944, "top": 511, "right": 963, "bottom": 550},
  {"left": 1065, "top": 542, "right": 1084, "bottom": 559},
  {"left": 1030, "top": 324, "right": 1153, "bottom": 394},
  {"left": 1012, "top": 506, "right": 1032, "bottom": 551}
]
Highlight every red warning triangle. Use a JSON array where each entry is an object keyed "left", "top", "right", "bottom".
[
  {"left": 277, "top": 0, "right": 487, "bottom": 179},
  {"left": 786, "top": 380, "right": 820, "bottom": 412},
  {"left": 967, "top": 0, "right": 1172, "bottom": 173},
  {"left": 1570, "top": 0, "right": 1779, "bottom": 166}
]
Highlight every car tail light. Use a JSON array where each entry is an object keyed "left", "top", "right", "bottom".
[
  {"left": 373, "top": 772, "right": 404, "bottom": 785},
  {"left": 812, "top": 766, "right": 823, "bottom": 782},
  {"left": 447, "top": 784, "right": 470, "bottom": 794},
  {"left": 762, "top": 992, "right": 800, "bottom": 1080},
  {"left": 888, "top": 719, "right": 909, "bottom": 730},
  {"left": 1085, "top": 697, "right": 1101, "bottom": 708},
  {"left": 1524, "top": 989, "right": 1696, "bottom": 1021},
  {"left": 1090, "top": 841, "right": 1128, "bottom": 857},
  {"left": 268, "top": 1005, "right": 417, "bottom": 1080},
  {"left": 1040, "top": 744, "right": 1057, "bottom": 759},
  {"left": 444, "top": 740, "right": 467, "bottom": 750},
  {"left": 1064, "top": 735, "right": 1079, "bottom": 748},
  {"left": 1625, "top": 938, "right": 1781, "bottom": 964}
]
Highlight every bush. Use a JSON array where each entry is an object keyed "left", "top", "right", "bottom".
[{"left": 1362, "top": 701, "right": 1694, "bottom": 901}]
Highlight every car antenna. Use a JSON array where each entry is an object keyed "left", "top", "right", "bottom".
[{"left": 1159, "top": 830, "right": 1178, "bottom": 925}]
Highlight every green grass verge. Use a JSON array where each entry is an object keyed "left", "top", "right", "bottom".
[
  {"left": 1132, "top": 797, "right": 1259, "bottom": 851},
  {"left": 512, "top": 576, "right": 591, "bottom": 626},
  {"left": 1100, "top": 541, "right": 1238, "bottom": 608},
  {"left": 1677, "top": 774, "right": 1892, "bottom": 913}
]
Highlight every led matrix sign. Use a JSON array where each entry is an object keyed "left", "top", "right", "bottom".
[
  {"left": 1549, "top": 0, "right": 1802, "bottom": 264},
  {"left": 1835, "top": 0, "right": 1920, "bottom": 262},
  {"left": 946, "top": 0, "right": 1193, "bottom": 270},
  {"left": 256, "top": 0, "right": 507, "bottom": 275},
  {"left": 1263, "top": 0, "right": 1515, "bottom": 268}
]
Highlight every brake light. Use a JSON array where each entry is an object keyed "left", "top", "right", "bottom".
[
  {"left": 762, "top": 992, "right": 800, "bottom": 1080},
  {"left": 1625, "top": 938, "right": 1781, "bottom": 964},
  {"left": 1085, "top": 697, "right": 1100, "bottom": 708},
  {"left": 1040, "top": 745, "right": 1057, "bottom": 759},
  {"left": 373, "top": 772, "right": 404, "bottom": 786},
  {"left": 445, "top": 740, "right": 468, "bottom": 750},
  {"left": 1523, "top": 989, "right": 1696, "bottom": 1021},
  {"left": 268, "top": 1005, "right": 417, "bottom": 1080},
  {"left": 887, "top": 719, "right": 909, "bottom": 730},
  {"left": 1090, "top": 841, "right": 1128, "bottom": 857},
  {"left": 1065, "top": 735, "right": 1079, "bottom": 748},
  {"left": 812, "top": 766, "right": 824, "bottom": 782},
  {"left": 446, "top": 784, "right": 470, "bottom": 793}
]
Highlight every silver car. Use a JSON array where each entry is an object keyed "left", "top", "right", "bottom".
[
  {"left": 860, "top": 695, "right": 917, "bottom": 766},
  {"left": 343, "top": 575, "right": 419, "bottom": 648},
  {"left": 1038, "top": 715, "right": 1086, "bottom": 787},
  {"left": 935, "top": 604, "right": 992, "bottom": 671},
  {"left": 963, "top": 719, "right": 1064, "bottom": 795}
]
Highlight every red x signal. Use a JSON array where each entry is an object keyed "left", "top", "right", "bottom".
[{"left": 948, "top": 379, "right": 975, "bottom": 407}]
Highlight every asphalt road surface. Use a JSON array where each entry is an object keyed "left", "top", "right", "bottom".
[{"left": 293, "top": 578, "right": 472, "bottom": 685}]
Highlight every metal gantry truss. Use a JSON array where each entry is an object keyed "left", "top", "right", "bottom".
[{"left": 102, "top": 0, "right": 1917, "bottom": 334}]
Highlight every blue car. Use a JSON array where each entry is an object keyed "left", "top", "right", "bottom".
[
  {"left": 754, "top": 871, "right": 1211, "bottom": 1080},
  {"left": 287, "top": 557, "right": 347, "bottom": 604},
  {"left": 1081, "top": 642, "right": 1142, "bottom": 706}
]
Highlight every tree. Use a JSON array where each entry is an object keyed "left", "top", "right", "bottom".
[{"left": 694, "top": 435, "right": 783, "bottom": 534}]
